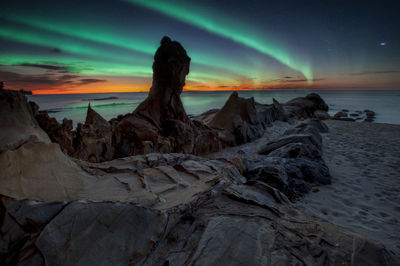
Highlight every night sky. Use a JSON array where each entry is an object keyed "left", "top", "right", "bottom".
[{"left": 0, "top": 0, "right": 399, "bottom": 94}]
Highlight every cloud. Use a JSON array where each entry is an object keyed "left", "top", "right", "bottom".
[
  {"left": 349, "top": 70, "right": 400, "bottom": 76},
  {"left": 0, "top": 69, "right": 107, "bottom": 90},
  {"left": 18, "top": 63, "right": 70, "bottom": 72},
  {"left": 79, "top": 78, "right": 107, "bottom": 85}
]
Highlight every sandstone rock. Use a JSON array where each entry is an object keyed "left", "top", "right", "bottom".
[
  {"left": 36, "top": 111, "right": 75, "bottom": 155},
  {"left": 73, "top": 104, "right": 114, "bottom": 162},
  {"left": 209, "top": 92, "right": 264, "bottom": 145},
  {"left": 114, "top": 36, "right": 221, "bottom": 155},
  {"left": 0, "top": 90, "right": 49, "bottom": 152}
]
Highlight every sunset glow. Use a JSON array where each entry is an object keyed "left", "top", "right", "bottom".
[{"left": 1, "top": 0, "right": 399, "bottom": 94}]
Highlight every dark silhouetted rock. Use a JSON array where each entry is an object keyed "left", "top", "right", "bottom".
[
  {"left": 73, "top": 104, "right": 113, "bottom": 162},
  {"left": 334, "top": 111, "right": 348, "bottom": 119},
  {"left": 284, "top": 93, "right": 329, "bottom": 118},
  {"left": 250, "top": 118, "right": 330, "bottom": 200},
  {"left": 363, "top": 109, "right": 375, "bottom": 122},
  {"left": 208, "top": 92, "right": 264, "bottom": 145},
  {"left": 113, "top": 36, "right": 221, "bottom": 156},
  {"left": 36, "top": 111, "right": 75, "bottom": 155}
]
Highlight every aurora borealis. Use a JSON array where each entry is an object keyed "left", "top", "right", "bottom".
[{"left": 0, "top": 0, "right": 399, "bottom": 94}]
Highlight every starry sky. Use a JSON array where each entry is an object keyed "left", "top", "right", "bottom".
[{"left": 0, "top": 0, "right": 399, "bottom": 94}]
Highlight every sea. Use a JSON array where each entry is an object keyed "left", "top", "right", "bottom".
[{"left": 28, "top": 90, "right": 400, "bottom": 126}]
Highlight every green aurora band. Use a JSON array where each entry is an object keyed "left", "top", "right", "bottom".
[
  {"left": 125, "top": 0, "right": 313, "bottom": 82},
  {"left": 0, "top": 25, "right": 242, "bottom": 84},
  {"left": 1, "top": 14, "right": 261, "bottom": 81}
]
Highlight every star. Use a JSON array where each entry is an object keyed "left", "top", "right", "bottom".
[{"left": 380, "top": 42, "right": 387, "bottom": 46}]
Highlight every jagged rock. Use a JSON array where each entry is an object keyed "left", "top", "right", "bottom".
[
  {"left": 208, "top": 92, "right": 264, "bottom": 145},
  {"left": 113, "top": 36, "right": 221, "bottom": 156},
  {"left": 0, "top": 90, "right": 49, "bottom": 153},
  {"left": 255, "top": 98, "right": 288, "bottom": 126},
  {"left": 73, "top": 105, "right": 113, "bottom": 162},
  {"left": 0, "top": 90, "right": 397, "bottom": 265},
  {"left": 284, "top": 93, "right": 329, "bottom": 118},
  {"left": 36, "top": 111, "right": 75, "bottom": 155}
]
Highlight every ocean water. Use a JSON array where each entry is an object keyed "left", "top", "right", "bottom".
[{"left": 28, "top": 90, "right": 400, "bottom": 126}]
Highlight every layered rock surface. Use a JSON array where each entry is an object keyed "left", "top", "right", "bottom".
[
  {"left": 1, "top": 36, "right": 397, "bottom": 265},
  {"left": 1, "top": 88, "right": 397, "bottom": 265},
  {"left": 205, "top": 92, "right": 286, "bottom": 145}
]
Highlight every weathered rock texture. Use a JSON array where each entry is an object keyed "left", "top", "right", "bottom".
[
  {"left": 246, "top": 119, "right": 331, "bottom": 200},
  {"left": 207, "top": 92, "right": 286, "bottom": 145},
  {"left": 284, "top": 93, "right": 329, "bottom": 119},
  {"left": 73, "top": 104, "right": 114, "bottom": 162},
  {"left": 35, "top": 110, "right": 75, "bottom": 155},
  {"left": 113, "top": 36, "right": 221, "bottom": 156},
  {"left": 0, "top": 89, "right": 397, "bottom": 265}
]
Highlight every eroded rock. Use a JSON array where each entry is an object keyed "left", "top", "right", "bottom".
[
  {"left": 73, "top": 104, "right": 114, "bottom": 162},
  {"left": 113, "top": 36, "right": 222, "bottom": 156}
]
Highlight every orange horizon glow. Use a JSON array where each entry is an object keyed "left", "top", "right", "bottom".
[{"left": 7, "top": 79, "right": 398, "bottom": 95}]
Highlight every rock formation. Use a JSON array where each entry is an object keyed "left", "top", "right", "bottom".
[
  {"left": 73, "top": 104, "right": 114, "bottom": 162},
  {"left": 207, "top": 92, "right": 286, "bottom": 145},
  {"left": 284, "top": 93, "right": 329, "bottom": 119},
  {"left": 35, "top": 110, "right": 75, "bottom": 155},
  {"left": 113, "top": 36, "right": 221, "bottom": 156},
  {"left": 246, "top": 119, "right": 331, "bottom": 200},
  {"left": 0, "top": 88, "right": 397, "bottom": 265},
  {"left": 208, "top": 92, "right": 264, "bottom": 145}
]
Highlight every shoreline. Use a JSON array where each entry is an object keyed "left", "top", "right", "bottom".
[{"left": 295, "top": 120, "right": 400, "bottom": 261}]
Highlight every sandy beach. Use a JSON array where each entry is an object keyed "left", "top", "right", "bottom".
[{"left": 295, "top": 120, "right": 400, "bottom": 261}]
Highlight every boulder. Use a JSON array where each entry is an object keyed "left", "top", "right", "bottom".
[
  {"left": 208, "top": 92, "right": 264, "bottom": 145},
  {"left": 284, "top": 93, "right": 329, "bottom": 118},
  {"left": 251, "top": 118, "right": 330, "bottom": 199}
]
